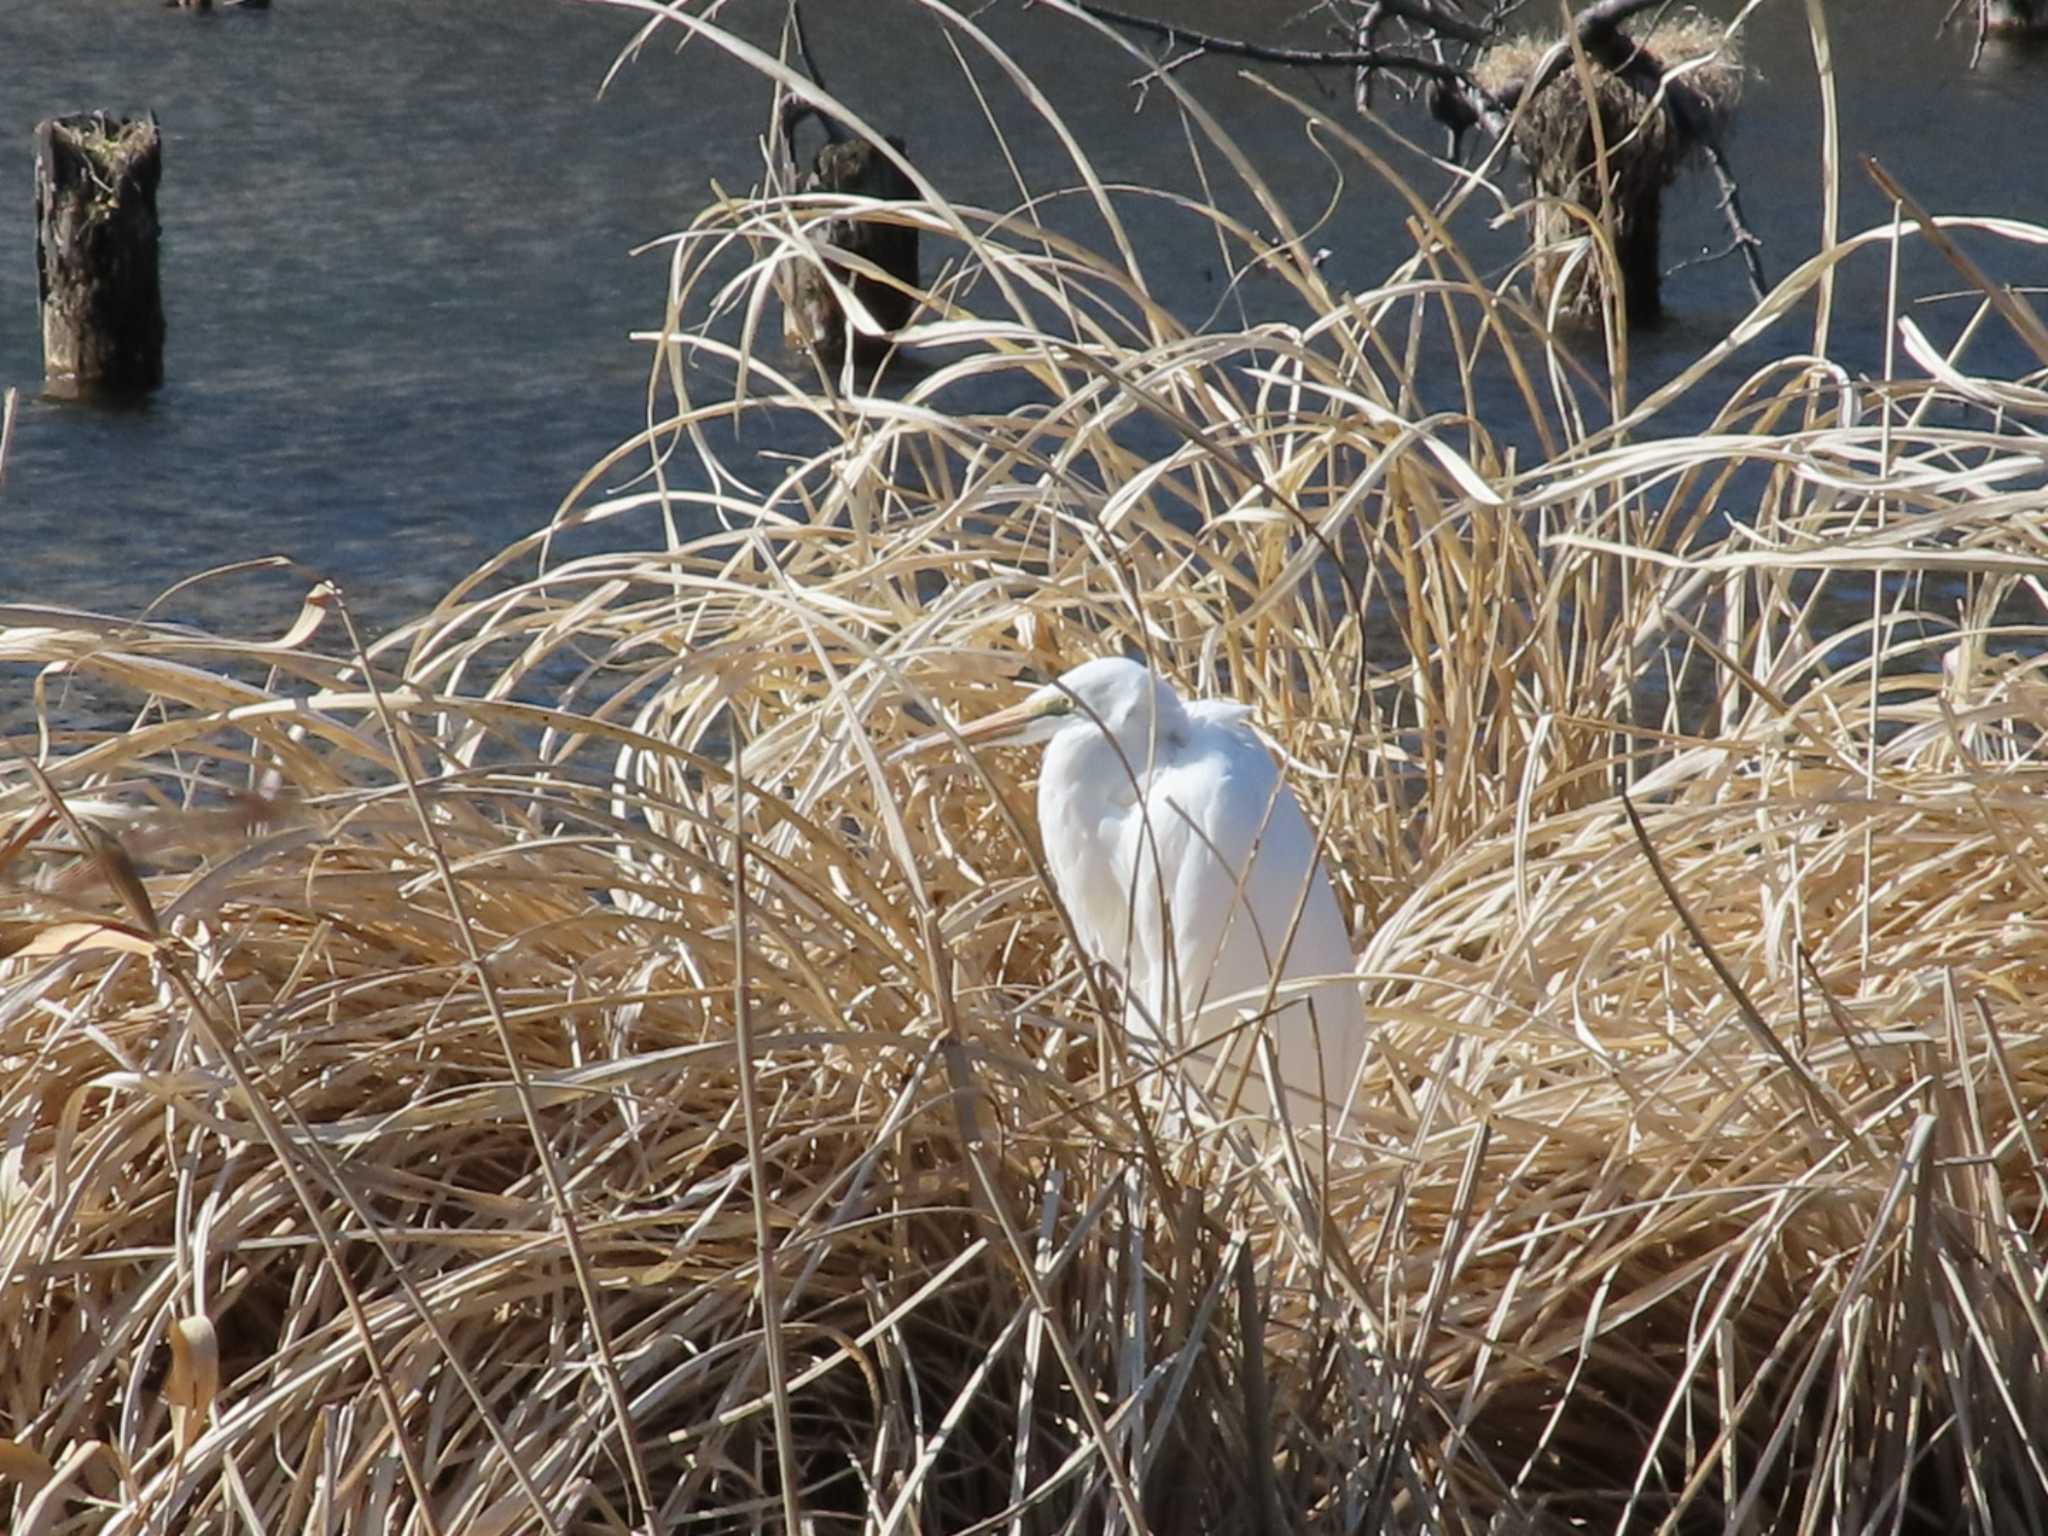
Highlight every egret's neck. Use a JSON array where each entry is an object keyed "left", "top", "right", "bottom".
[
  {"left": 1034, "top": 687, "right": 1190, "bottom": 976},
  {"left": 1039, "top": 696, "right": 1180, "bottom": 887},
  {"left": 1041, "top": 687, "right": 1190, "bottom": 815},
  {"left": 1038, "top": 725, "right": 1131, "bottom": 844}
]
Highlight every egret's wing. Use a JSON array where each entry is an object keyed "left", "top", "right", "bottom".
[
  {"left": 1124, "top": 723, "right": 1277, "bottom": 1031},
  {"left": 1185, "top": 699, "right": 1253, "bottom": 728},
  {"left": 1035, "top": 730, "right": 1142, "bottom": 979},
  {"left": 1136, "top": 717, "right": 1364, "bottom": 1118}
]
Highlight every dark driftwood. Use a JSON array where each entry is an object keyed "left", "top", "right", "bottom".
[
  {"left": 35, "top": 113, "right": 165, "bottom": 396},
  {"left": 790, "top": 137, "right": 919, "bottom": 365}
]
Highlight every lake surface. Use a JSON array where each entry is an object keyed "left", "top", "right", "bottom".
[{"left": 0, "top": 0, "right": 2042, "bottom": 650}]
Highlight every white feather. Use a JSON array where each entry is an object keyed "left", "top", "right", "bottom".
[{"left": 1018, "top": 658, "right": 1364, "bottom": 1128}]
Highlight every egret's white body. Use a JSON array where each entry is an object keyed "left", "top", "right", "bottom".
[{"left": 917, "top": 657, "right": 1364, "bottom": 1129}]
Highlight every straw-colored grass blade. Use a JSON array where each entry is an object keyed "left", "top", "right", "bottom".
[{"left": 5, "top": 5, "right": 2048, "bottom": 1531}]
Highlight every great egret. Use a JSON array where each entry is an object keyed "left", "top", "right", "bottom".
[{"left": 904, "top": 657, "right": 1364, "bottom": 1130}]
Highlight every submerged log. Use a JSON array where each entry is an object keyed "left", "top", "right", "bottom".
[
  {"left": 787, "top": 135, "right": 919, "bottom": 365},
  {"left": 34, "top": 113, "right": 165, "bottom": 396}
]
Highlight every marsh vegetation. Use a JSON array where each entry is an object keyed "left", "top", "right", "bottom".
[{"left": 3, "top": 3, "right": 2045, "bottom": 1532}]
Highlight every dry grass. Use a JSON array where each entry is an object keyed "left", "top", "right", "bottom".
[{"left": 4, "top": 4, "right": 2048, "bottom": 1532}]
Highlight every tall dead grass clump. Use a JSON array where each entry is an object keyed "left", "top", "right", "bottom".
[{"left": 4, "top": 3, "right": 2048, "bottom": 1531}]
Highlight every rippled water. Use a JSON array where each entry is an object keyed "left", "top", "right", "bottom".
[{"left": 0, "top": 0, "right": 2041, "bottom": 649}]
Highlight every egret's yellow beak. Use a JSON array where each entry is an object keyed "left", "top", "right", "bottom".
[{"left": 892, "top": 692, "right": 1065, "bottom": 762}]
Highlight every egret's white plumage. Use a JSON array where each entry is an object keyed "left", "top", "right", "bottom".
[{"left": 912, "top": 657, "right": 1364, "bottom": 1128}]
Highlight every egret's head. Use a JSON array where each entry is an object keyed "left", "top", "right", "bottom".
[{"left": 898, "top": 657, "right": 1184, "bottom": 758}]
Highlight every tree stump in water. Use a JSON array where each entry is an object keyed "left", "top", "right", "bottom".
[
  {"left": 788, "top": 135, "right": 918, "bottom": 365},
  {"left": 1986, "top": 0, "right": 2046, "bottom": 29},
  {"left": 35, "top": 113, "right": 165, "bottom": 396},
  {"left": 1476, "top": 24, "right": 1740, "bottom": 327}
]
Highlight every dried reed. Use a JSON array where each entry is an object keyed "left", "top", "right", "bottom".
[{"left": 3, "top": 4, "right": 2045, "bottom": 1532}]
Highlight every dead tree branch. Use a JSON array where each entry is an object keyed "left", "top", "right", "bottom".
[
  {"left": 1052, "top": 0, "right": 1491, "bottom": 91},
  {"left": 778, "top": 0, "right": 846, "bottom": 148}
]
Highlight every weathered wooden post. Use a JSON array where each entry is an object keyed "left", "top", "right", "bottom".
[
  {"left": 1476, "top": 25, "right": 1739, "bottom": 326},
  {"left": 34, "top": 113, "right": 166, "bottom": 396},
  {"left": 767, "top": 5, "right": 919, "bottom": 366},
  {"left": 787, "top": 134, "right": 919, "bottom": 365}
]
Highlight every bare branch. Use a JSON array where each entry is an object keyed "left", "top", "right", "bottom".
[
  {"left": 1695, "top": 133, "right": 1768, "bottom": 303},
  {"left": 779, "top": 1, "right": 846, "bottom": 147},
  {"left": 1053, "top": 0, "right": 1488, "bottom": 88}
]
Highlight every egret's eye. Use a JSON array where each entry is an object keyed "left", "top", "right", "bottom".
[{"left": 1042, "top": 696, "right": 1075, "bottom": 717}]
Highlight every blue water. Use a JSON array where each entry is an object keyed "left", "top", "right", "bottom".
[{"left": 0, "top": 0, "right": 2041, "bottom": 656}]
